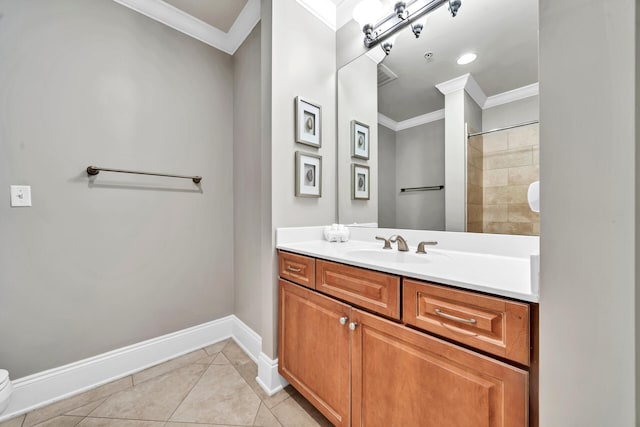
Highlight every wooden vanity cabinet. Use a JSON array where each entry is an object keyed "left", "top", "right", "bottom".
[
  {"left": 278, "top": 252, "right": 532, "bottom": 427},
  {"left": 278, "top": 279, "right": 351, "bottom": 427}
]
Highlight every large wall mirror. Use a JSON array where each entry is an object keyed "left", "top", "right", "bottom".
[{"left": 337, "top": 0, "right": 539, "bottom": 235}]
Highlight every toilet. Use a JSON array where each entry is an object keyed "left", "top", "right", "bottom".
[{"left": 0, "top": 370, "right": 12, "bottom": 414}]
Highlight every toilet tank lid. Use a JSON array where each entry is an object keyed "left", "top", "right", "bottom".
[{"left": 0, "top": 370, "right": 8, "bottom": 387}]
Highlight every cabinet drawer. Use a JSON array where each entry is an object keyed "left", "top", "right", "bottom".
[
  {"left": 403, "top": 279, "right": 530, "bottom": 366},
  {"left": 279, "top": 251, "right": 315, "bottom": 289},
  {"left": 316, "top": 260, "right": 400, "bottom": 320}
]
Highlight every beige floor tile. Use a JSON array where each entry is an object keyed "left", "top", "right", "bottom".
[
  {"left": 270, "top": 395, "right": 332, "bottom": 427},
  {"left": 90, "top": 364, "right": 206, "bottom": 421},
  {"left": 24, "top": 377, "right": 133, "bottom": 427},
  {"left": 253, "top": 403, "right": 282, "bottom": 427},
  {"left": 221, "top": 341, "right": 253, "bottom": 366},
  {"left": 170, "top": 364, "right": 260, "bottom": 426},
  {"left": 0, "top": 415, "right": 25, "bottom": 427},
  {"left": 211, "top": 353, "right": 230, "bottom": 365},
  {"left": 132, "top": 350, "right": 210, "bottom": 385},
  {"left": 32, "top": 416, "right": 83, "bottom": 427},
  {"left": 76, "top": 419, "right": 162, "bottom": 427},
  {"left": 203, "top": 339, "right": 230, "bottom": 356},
  {"left": 65, "top": 399, "right": 106, "bottom": 416},
  {"left": 234, "top": 362, "right": 294, "bottom": 409}
]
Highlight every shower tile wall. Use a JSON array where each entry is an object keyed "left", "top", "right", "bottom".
[
  {"left": 467, "top": 136, "right": 484, "bottom": 232},
  {"left": 482, "top": 124, "right": 539, "bottom": 235}
]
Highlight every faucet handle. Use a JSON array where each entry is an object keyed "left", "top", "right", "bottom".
[
  {"left": 375, "top": 236, "right": 392, "bottom": 250},
  {"left": 416, "top": 241, "right": 438, "bottom": 254}
]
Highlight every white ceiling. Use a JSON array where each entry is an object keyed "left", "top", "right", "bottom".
[{"left": 375, "top": 0, "right": 539, "bottom": 121}]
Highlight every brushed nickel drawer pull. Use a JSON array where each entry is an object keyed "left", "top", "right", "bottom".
[
  {"left": 349, "top": 321, "right": 358, "bottom": 331},
  {"left": 286, "top": 266, "right": 302, "bottom": 273},
  {"left": 434, "top": 308, "right": 477, "bottom": 324},
  {"left": 339, "top": 316, "right": 349, "bottom": 325}
]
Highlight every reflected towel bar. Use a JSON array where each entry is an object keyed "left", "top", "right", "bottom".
[
  {"left": 400, "top": 185, "right": 444, "bottom": 193},
  {"left": 86, "top": 166, "right": 202, "bottom": 184}
]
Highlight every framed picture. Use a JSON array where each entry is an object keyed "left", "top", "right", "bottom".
[
  {"left": 352, "top": 164, "right": 370, "bottom": 200},
  {"left": 351, "top": 120, "right": 370, "bottom": 159},
  {"left": 295, "top": 96, "right": 322, "bottom": 147},
  {"left": 295, "top": 151, "right": 322, "bottom": 197}
]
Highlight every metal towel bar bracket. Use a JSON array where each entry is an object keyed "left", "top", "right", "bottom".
[{"left": 86, "top": 166, "right": 202, "bottom": 184}]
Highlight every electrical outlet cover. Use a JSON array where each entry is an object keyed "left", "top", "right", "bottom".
[{"left": 10, "top": 185, "right": 32, "bottom": 207}]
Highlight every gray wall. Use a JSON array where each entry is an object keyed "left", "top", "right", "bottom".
[
  {"left": 483, "top": 96, "right": 539, "bottom": 130},
  {"left": 263, "top": 0, "right": 337, "bottom": 358},
  {"left": 0, "top": 0, "right": 235, "bottom": 378},
  {"left": 233, "top": 24, "right": 262, "bottom": 336},
  {"left": 539, "top": 0, "right": 637, "bottom": 425},
  {"left": 337, "top": 53, "right": 378, "bottom": 225},
  {"left": 377, "top": 125, "right": 396, "bottom": 228},
  {"left": 395, "top": 120, "right": 445, "bottom": 230}
]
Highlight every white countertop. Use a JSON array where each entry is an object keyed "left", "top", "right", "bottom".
[{"left": 277, "top": 226, "right": 540, "bottom": 303}]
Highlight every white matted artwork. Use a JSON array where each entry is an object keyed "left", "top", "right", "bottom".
[
  {"left": 352, "top": 164, "right": 370, "bottom": 200},
  {"left": 351, "top": 120, "right": 370, "bottom": 159},
  {"left": 295, "top": 96, "right": 321, "bottom": 147},
  {"left": 295, "top": 151, "right": 322, "bottom": 197}
]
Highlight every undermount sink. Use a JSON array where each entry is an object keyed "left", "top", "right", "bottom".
[{"left": 344, "top": 249, "right": 430, "bottom": 265}]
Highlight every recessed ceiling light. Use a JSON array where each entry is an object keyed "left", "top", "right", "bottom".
[{"left": 457, "top": 53, "right": 477, "bottom": 65}]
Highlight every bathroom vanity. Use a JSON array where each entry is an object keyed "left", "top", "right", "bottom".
[{"left": 276, "top": 227, "right": 538, "bottom": 427}]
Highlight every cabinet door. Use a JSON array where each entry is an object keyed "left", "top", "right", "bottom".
[
  {"left": 351, "top": 309, "right": 528, "bottom": 427},
  {"left": 278, "top": 279, "right": 351, "bottom": 427}
]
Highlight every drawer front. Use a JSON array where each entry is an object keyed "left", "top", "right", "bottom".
[
  {"left": 279, "top": 251, "right": 315, "bottom": 289},
  {"left": 403, "top": 279, "right": 530, "bottom": 366},
  {"left": 316, "top": 259, "right": 400, "bottom": 320}
]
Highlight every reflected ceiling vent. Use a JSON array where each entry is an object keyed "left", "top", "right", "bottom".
[{"left": 378, "top": 64, "right": 398, "bottom": 87}]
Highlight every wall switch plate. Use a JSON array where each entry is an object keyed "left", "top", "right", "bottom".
[{"left": 10, "top": 185, "right": 32, "bottom": 207}]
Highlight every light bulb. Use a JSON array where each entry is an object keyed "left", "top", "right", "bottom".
[
  {"left": 380, "top": 33, "right": 399, "bottom": 55},
  {"left": 411, "top": 14, "right": 429, "bottom": 38},
  {"left": 353, "top": 0, "right": 383, "bottom": 29}
]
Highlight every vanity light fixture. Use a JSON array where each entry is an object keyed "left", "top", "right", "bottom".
[
  {"left": 354, "top": 0, "right": 462, "bottom": 52},
  {"left": 456, "top": 52, "right": 477, "bottom": 65}
]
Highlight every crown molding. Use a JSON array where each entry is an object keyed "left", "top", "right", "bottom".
[
  {"left": 435, "top": 73, "right": 487, "bottom": 107},
  {"left": 112, "top": 0, "right": 260, "bottom": 55},
  {"left": 336, "top": 0, "right": 361, "bottom": 29},
  {"left": 484, "top": 82, "right": 539, "bottom": 109},
  {"left": 463, "top": 74, "right": 487, "bottom": 109},
  {"left": 435, "top": 73, "right": 470, "bottom": 95},
  {"left": 296, "top": 0, "right": 337, "bottom": 31},
  {"left": 378, "top": 113, "right": 398, "bottom": 130},
  {"left": 379, "top": 82, "right": 538, "bottom": 132},
  {"left": 378, "top": 109, "right": 444, "bottom": 132}
]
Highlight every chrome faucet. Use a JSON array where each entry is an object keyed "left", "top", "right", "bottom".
[{"left": 389, "top": 235, "right": 409, "bottom": 252}]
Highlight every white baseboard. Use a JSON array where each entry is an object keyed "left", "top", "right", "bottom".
[
  {"left": 0, "top": 315, "right": 287, "bottom": 423},
  {"left": 257, "top": 352, "right": 289, "bottom": 396}
]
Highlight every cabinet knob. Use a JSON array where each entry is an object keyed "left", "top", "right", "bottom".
[
  {"left": 349, "top": 321, "right": 358, "bottom": 331},
  {"left": 339, "top": 316, "right": 348, "bottom": 325}
]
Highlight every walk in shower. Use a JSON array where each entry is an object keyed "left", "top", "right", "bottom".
[{"left": 467, "top": 121, "right": 540, "bottom": 236}]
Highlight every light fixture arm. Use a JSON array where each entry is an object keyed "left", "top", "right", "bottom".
[{"left": 362, "top": 0, "right": 459, "bottom": 49}]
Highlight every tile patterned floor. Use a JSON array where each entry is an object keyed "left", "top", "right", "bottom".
[{"left": 0, "top": 340, "right": 332, "bottom": 427}]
